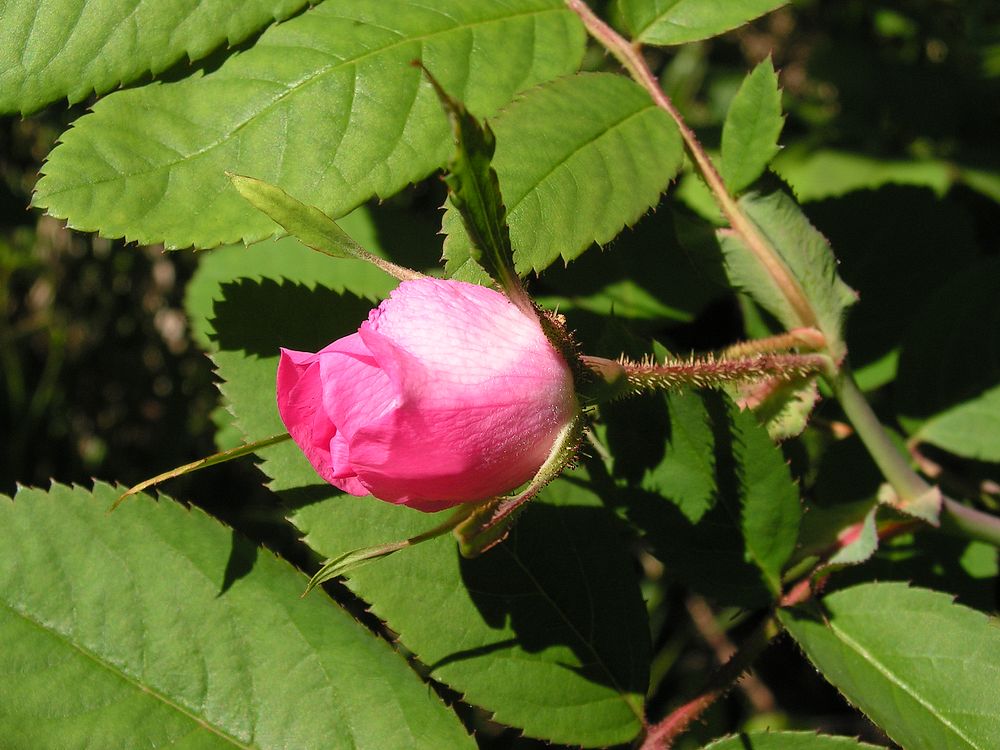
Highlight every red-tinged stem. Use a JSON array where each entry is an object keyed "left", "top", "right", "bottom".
[
  {"left": 563, "top": 0, "right": 818, "bottom": 332},
  {"left": 640, "top": 617, "right": 781, "bottom": 750}
]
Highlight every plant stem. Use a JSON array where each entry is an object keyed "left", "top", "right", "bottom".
[
  {"left": 564, "top": 0, "right": 817, "bottom": 331},
  {"left": 829, "top": 369, "right": 932, "bottom": 504},
  {"left": 565, "top": 0, "right": 1000, "bottom": 550},
  {"left": 831, "top": 369, "right": 1000, "bottom": 546},
  {"left": 640, "top": 616, "right": 780, "bottom": 750},
  {"left": 621, "top": 352, "right": 830, "bottom": 393},
  {"left": 939, "top": 497, "right": 1000, "bottom": 547}
]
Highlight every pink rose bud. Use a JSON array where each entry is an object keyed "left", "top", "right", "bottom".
[{"left": 276, "top": 278, "right": 578, "bottom": 512}]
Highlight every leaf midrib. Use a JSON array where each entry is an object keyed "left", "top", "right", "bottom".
[
  {"left": 0, "top": 598, "right": 253, "bottom": 749},
  {"left": 827, "top": 617, "right": 982, "bottom": 750},
  {"left": 38, "top": 6, "right": 568, "bottom": 194},
  {"left": 504, "top": 100, "right": 658, "bottom": 214}
]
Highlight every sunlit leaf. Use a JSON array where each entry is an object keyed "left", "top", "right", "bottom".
[
  {"left": 33, "top": 0, "right": 585, "bottom": 249},
  {"left": 781, "top": 582, "right": 1000, "bottom": 750},
  {"left": 443, "top": 72, "right": 683, "bottom": 276},
  {"left": 704, "top": 731, "right": 887, "bottom": 749},
  {"left": 0, "top": 483, "right": 473, "bottom": 749},
  {"left": 718, "top": 189, "right": 857, "bottom": 353},
  {"left": 720, "top": 56, "right": 784, "bottom": 195},
  {"left": 0, "top": 0, "right": 309, "bottom": 114}
]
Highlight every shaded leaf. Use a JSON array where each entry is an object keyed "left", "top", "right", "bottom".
[
  {"left": 773, "top": 148, "right": 954, "bottom": 203},
  {"left": 33, "top": 0, "right": 585, "bottom": 249},
  {"left": 895, "top": 258, "right": 1000, "bottom": 461},
  {"left": 208, "top": 278, "right": 650, "bottom": 747},
  {"left": 617, "top": 0, "right": 789, "bottom": 46},
  {"left": 720, "top": 56, "right": 785, "bottom": 195},
  {"left": 718, "top": 190, "right": 857, "bottom": 354},
  {"left": 443, "top": 72, "right": 683, "bottom": 276},
  {"left": 781, "top": 582, "right": 1000, "bottom": 750},
  {"left": 292, "top": 473, "right": 649, "bottom": 748},
  {"left": 0, "top": 483, "right": 473, "bottom": 749},
  {"left": 535, "top": 207, "right": 727, "bottom": 325},
  {"left": 609, "top": 390, "right": 801, "bottom": 607},
  {"left": 0, "top": 0, "right": 309, "bottom": 114}
]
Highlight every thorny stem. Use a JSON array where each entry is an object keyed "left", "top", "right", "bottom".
[
  {"left": 564, "top": 0, "right": 817, "bottom": 331},
  {"left": 620, "top": 352, "right": 830, "bottom": 393},
  {"left": 566, "top": 0, "right": 1000, "bottom": 548},
  {"left": 640, "top": 616, "right": 781, "bottom": 750},
  {"left": 640, "top": 481, "right": 989, "bottom": 749}
]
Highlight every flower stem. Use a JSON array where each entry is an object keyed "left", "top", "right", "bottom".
[{"left": 581, "top": 352, "right": 829, "bottom": 402}]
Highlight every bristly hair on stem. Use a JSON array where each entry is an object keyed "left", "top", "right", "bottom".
[{"left": 579, "top": 352, "right": 830, "bottom": 403}]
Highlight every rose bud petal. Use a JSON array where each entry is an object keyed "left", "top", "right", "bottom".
[{"left": 276, "top": 278, "right": 578, "bottom": 512}]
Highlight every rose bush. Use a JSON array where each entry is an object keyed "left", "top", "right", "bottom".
[{"left": 276, "top": 277, "right": 578, "bottom": 512}]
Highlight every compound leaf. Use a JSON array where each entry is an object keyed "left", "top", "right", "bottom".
[{"left": 33, "top": 0, "right": 585, "bottom": 249}]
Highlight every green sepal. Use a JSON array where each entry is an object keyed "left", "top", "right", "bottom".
[
  {"left": 455, "top": 412, "right": 586, "bottom": 557},
  {"left": 303, "top": 505, "right": 475, "bottom": 595},
  {"left": 419, "top": 65, "right": 529, "bottom": 310},
  {"left": 228, "top": 174, "right": 421, "bottom": 281}
]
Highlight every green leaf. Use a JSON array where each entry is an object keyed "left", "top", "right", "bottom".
[
  {"left": 895, "top": 258, "right": 1000, "bottom": 461},
  {"left": 781, "top": 582, "right": 1000, "bottom": 750},
  {"left": 291, "top": 473, "right": 649, "bottom": 748},
  {"left": 718, "top": 189, "right": 857, "bottom": 354},
  {"left": 33, "top": 0, "right": 585, "bottom": 249},
  {"left": 0, "top": 0, "right": 310, "bottom": 115},
  {"left": 208, "top": 279, "right": 650, "bottom": 746},
  {"left": 0, "top": 483, "right": 474, "bottom": 749},
  {"left": 617, "top": 0, "right": 789, "bottom": 46},
  {"left": 720, "top": 56, "right": 784, "bottom": 195},
  {"left": 428, "top": 71, "right": 521, "bottom": 298},
  {"left": 827, "top": 532, "right": 999, "bottom": 615},
  {"left": 443, "top": 72, "right": 683, "bottom": 276},
  {"left": 703, "top": 731, "right": 887, "bottom": 749},
  {"left": 611, "top": 390, "right": 801, "bottom": 607},
  {"left": 535, "top": 207, "right": 727, "bottom": 324},
  {"left": 228, "top": 175, "right": 421, "bottom": 281}
]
